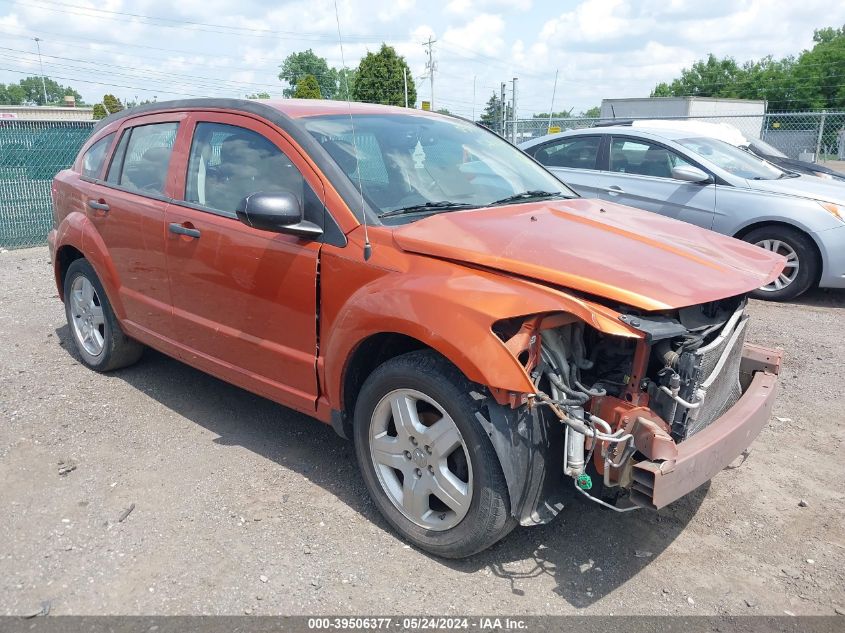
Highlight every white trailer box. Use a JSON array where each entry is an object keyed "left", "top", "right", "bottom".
[{"left": 599, "top": 97, "right": 766, "bottom": 141}]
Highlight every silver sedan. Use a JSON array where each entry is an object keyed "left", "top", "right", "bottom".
[{"left": 519, "top": 126, "right": 845, "bottom": 300}]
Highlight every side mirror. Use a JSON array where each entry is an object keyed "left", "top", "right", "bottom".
[
  {"left": 236, "top": 191, "right": 323, "bottom": 239},
  {"left": 671, "top": 165, "right": 711, "bottom": 183}
]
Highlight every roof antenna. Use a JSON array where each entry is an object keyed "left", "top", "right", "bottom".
[{"left": 333, "top": 0, "right": 372, "bottom": 261}]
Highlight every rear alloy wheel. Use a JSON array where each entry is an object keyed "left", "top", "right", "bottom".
[
  {"left": 354, "top": 351, "right": 515, "bottom": 558},
  {"left": 743, "top": 226, "right": 818, "bottom": 301},
  {"left": 63, "top": 258, "right": 144, "bottom": 371}
]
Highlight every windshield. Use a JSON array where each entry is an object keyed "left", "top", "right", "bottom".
[
  {"left": 303, "top": 113, "right": 575, "bottom": 220},
  {"left": 748, "top": 138, "right": 788, "bottom": 158},
  {"left": 677, "top": 136, "right": 784, "bottom": 180}
]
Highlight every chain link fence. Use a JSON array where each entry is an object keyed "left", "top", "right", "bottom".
[
  {"left": 505, "top": 111, "right": 845, "bottom": 164},
  {"left": 0, "top": 120, "right": 95, "bottom": 249}
]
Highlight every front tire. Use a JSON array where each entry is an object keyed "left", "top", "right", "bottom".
[
  {"left": 353, "top": 351, "right": 516, "bottom": 558},
  {"left": 743, "top": 225, "right": 818, "bottom": 301},
  {"left": 63, "top": 258, "right": 144, "bottom": 371}
]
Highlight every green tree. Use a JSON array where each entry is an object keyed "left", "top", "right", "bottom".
[
  {"left": 279, "top": 49, "right": 338, "bottom": 99},
  {"left": 737, "top": 56, "right": 801, "bottom": 110},
  {"left": 0, "top": 83, "right": 27, "bottom": 105},
  {"left": 478, "top": 92, "right": 510, "bottom": 130},
  {"left": 650, "top": 27, "right": 845, "bottom": 111},
  {"left": 352, "top": 44, "right": 416, "bottom": 107},
  {"left": 293, "top": 74, "right": 321, "bottom": 99},
  {"left": 336, "top": 67, "right": 357, "bottom": 100},
  {"left": 124, "top": 98, "right": 155, "bottom": 108},
  {"left": 102, "top": 94, "right": 124, "bottom": 114},
  {"left": 581, "top": 106, "right": 601, "bottom": 118},
  {"left": 650, "top": 54, "right": 743, "bottom": 98},
  {"left": 16, "top": 76, "right": 83, "bottom": 105},
  {"left": 532, "top": 109, "right": 573, "bottom": 119},
  {"left": 92, "top": 103, "right": 107, "bottom": 120},
  {"left": 246, "top": 92, "right": 271, "bottom": 99},
  {"left": 794, "top": 25, "right": 845, "bottom": 109}
]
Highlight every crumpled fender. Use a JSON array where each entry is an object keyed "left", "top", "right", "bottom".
[
  {"left": 320, "top": 244, "right": 640, "bottom": 410},
  {"left": 53, "top": 211, "right": 127, "bottom": 320}
]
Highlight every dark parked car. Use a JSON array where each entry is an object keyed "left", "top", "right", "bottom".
[{"left": 745, "top": 138, "right": 845, "bottom": 182}]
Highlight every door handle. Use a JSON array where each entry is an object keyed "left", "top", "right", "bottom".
[
  {"left": 607, "top": 185, "right": 624, "bottom": 195},
  {"left": 87, "top": 199, "right": 110, "bottom": 212},
  {"left": 169, "top": 223, "right": 201, "bottom": 239}
]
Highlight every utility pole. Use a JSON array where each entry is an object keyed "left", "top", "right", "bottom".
[
  {"left": 547, "top": 69, "right": 559, "bottom": 133},
  {"left": 423, "top": 36, "right": 436, "bottom": 110},
  {"left": 403, "top": 66, "right": 408, "bottom": 108},
  {"left": 500, "top": 82, "right": 506, "bottom": 137},
  {"left": 33, "top": 37, "right": 48, "bottom": 106},
  {"left": 511, "top": 77, "right": 518, "bottom": 143}
]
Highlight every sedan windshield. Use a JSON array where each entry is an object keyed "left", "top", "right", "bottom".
[
  {"left": 677, "top": 136, "right": 784, "bottom": 180},
  {"left": 304, "top": 113, "right": 575, "bottom": 220}
]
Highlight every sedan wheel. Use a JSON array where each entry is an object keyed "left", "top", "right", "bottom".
[
  {"left": 743, "top": 225, "right": 818, "bottom": 301},
  {"left": 754, "top": 239, "right": 799, "bottom": 293}
]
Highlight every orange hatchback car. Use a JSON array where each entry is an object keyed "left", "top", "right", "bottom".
[{"left": 50, "top": 99, "right": 784, "bottom": 557}]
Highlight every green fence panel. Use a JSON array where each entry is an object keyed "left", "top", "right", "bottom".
[{"left": 0, "top": 120, "right": 95, "bottom": 249}]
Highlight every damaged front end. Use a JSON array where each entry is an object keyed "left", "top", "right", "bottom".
[{"left": 487, "top": 296, "right": 782, "bottom": 524}]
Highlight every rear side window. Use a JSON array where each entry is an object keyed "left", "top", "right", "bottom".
[
  {"left": 81, "top": 133, "right": 114, "bottom": 179},
  {"left": 531, "top": 136, "right": 600, "bottom": 170},
  {"left": 107, "top": 122, "right": 178, "bottom": 195},
  {"left": 185, "top": 122, "right": 304, "bottom": 214}
]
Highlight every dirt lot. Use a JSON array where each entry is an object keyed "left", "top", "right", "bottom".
[{"left": 1, "top": 246, "right": 844, "bottom": 617}]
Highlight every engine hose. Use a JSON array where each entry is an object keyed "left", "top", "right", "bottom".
[
  {"left": 545, "top": 372, "right": 590, "bottom": 405},
  {"left": 570, "top": 365, "right": 607, "bottom": 397}
]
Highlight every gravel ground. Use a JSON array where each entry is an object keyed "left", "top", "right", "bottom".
[{"left": 1, "top": 246, "right": 844, "bottom": 617}]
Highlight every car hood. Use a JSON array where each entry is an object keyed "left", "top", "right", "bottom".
[
  {"left": 392, "top": 198, "right": 784, "bottom": 311},
  {"left": 773, "top": 156, "right": 843, "bottom": 177},
  {"left": 747, "top": 174, "right": 845, "bottom": 204}
]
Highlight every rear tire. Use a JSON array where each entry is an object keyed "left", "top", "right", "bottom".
[
  {"left": 353, "top": 351, "right": 516, "bottom": 558},
  {"left": 63, "top": 258, "right": 143, "bottom": 371},
  {"left": 743, "top": 225, "right": 818, "bottom": 301}
]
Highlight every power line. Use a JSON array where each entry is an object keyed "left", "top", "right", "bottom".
[{"left": 3, "top": 0, "right": 395, "bottom": 43}]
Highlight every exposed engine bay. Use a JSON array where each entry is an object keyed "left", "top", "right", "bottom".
[{"left": 503, "top": 295, "right": 751, "bottom": 511}]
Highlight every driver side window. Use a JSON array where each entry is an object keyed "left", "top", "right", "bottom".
[
  {"left": 609, "top": 138, "right": 693, "bottom": 179},
  {"left": 185, "top": 122, "right": 304, "bottom": 215}
]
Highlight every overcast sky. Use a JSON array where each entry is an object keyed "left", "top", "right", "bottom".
[{"left": 2, "top": 0, "right": 844, "bottom": 117}]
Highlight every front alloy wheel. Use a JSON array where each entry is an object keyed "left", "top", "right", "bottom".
[
  {"left": 354, "top": 351, "right": 516, "bottom": 558},
  {"left": 754, "top": 238, "right": 799, "bottom": 293},
  {"left": 743, "top": 225, "right": 818, "bottom": 301},
  {"left": 369, "top": 388, "right": 473, "bottom": 531}
]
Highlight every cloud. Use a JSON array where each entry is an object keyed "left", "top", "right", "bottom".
[
  {"left": 1, "top": 0, "right": 844, "bottom": 115},
  {"left": 442, "top": 13, "right": 505, "bottom": 57},
  {"left": 445, "top": 0, "right": 531, "bottom": 15}
]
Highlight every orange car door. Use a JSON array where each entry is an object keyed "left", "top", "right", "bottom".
[{"left": 164, "top": 112, "right": 323, "bottom": 413}]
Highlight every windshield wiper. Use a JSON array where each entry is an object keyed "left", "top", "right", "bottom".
[
  {"left": 378, "top": 201, "right": 477, "bottom": 219},
  {"left": 487, "top": 190, "right": 563, "bottom": 206}
]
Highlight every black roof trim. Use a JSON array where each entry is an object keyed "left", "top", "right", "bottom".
[{"left": 93, "top": 98, "right": 372, "bottom": 225}]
